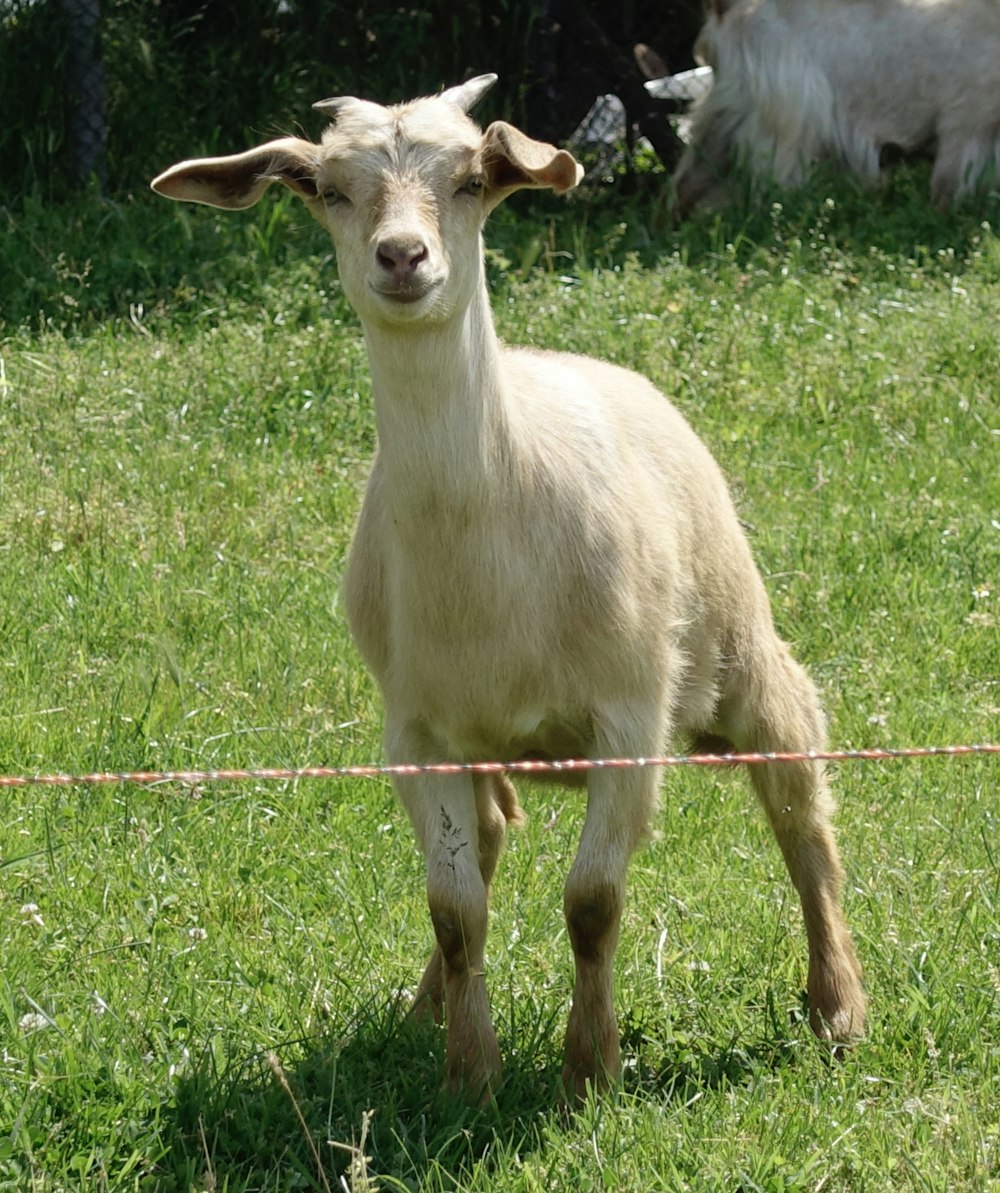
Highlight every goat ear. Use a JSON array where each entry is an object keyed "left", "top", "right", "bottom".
[
  {"left": 483, "top": 122, "right": 584, "bottom": 197},
  {"left": 440, "top": 73, "right": 498, "bottom": 113},
  {"left": 151, "top": 137, "right": 320, "bottom": 209}
]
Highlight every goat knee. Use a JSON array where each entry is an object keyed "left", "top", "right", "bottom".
[
  {"left": 429, "top": 886, "right": 488, "bottom": 976},
  {"left": 564, "top": 880, "right": 623, "bottom": 964}
]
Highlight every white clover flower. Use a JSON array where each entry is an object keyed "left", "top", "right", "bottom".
[{"left": 18, "top": 1012, "right": 50, "bottom": 1033}]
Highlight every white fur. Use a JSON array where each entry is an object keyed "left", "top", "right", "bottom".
[
  {"left": 675, "top": 0, "right": 1000, "bottom": 212},
  {"left": 152, "top": 77, "right": 865, "bottom": 1100}
]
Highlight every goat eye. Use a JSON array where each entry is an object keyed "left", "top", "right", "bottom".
[
  {"left": 320, "top": 185, "right": 347, "bottom": 205},
  {"left": 458, "top": 176, "right": 485, "bottom": 197}
]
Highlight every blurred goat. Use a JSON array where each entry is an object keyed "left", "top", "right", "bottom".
[
  {"left": 152, "top": 76, "right": 865, "bottom": 1101},
  {"left": 673, "top": 0, "right": 1000, "bottom": 213}
]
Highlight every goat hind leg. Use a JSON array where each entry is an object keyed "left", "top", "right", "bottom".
[
  {"left": 730, "top": 646, "right": 866, "bottom": 1042},
  {"left": 929, "top": 128, "right": 998, "bottom": 209}
]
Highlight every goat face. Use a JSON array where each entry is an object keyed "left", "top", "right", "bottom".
[
  {"left": 308, "top": 102, "right": 490, "bottom": 328},
  {"left": 151, "top": 76, "right": 582, "bottom": 331}
]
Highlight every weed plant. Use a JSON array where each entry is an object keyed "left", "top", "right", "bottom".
[{"left": 0, "top": 166, "right": 998, "bottom": 1190}]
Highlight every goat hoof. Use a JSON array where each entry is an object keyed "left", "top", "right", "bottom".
[
  {"left": 560, "top": 1062, "right": 618, "bottom": 1109},
  {"left": 444, "top": 1062, "right": 502, "bottom": 1105},
  {"left": 809, "top": 1003, "right": 867, "bottom": 1050}
]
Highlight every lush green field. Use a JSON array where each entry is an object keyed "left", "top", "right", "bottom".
[{"left": 1, "top": 170, "right": 998, "bottom": 1191}]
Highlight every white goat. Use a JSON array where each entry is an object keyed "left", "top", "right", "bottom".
[
  {"left": 673, "top": 0, "right": 1000, "bottom": 214},
  {"left": 152, "top": 75, "right": 865, "bottom": 1101}
]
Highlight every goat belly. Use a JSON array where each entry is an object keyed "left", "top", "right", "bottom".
[
  {"left": 437, "top": 709, "right": 594, "bottom": 768},
  {"left": 388, "top": 632, "right": 594, "bottom": 743},
  {"left": 385, "top": 590, "right": 650, "bottom": 768}
]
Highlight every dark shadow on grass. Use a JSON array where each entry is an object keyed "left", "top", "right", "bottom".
[
  {"left": 156, "top": 992, "right": 561, "bottom": 1191},
  {"left": 154, "top": 985, "right": 829, "bottom": 1190}
]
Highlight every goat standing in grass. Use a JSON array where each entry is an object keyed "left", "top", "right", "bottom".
[
  {"left": 152, "top": 75, "right": 866, "bottom": 1102},
  {"left": 673, "top": 0, "right": 1000, "bottom": 214}
]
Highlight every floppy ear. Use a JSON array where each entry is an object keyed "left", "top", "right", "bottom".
[
  {"left": 151, "top": 137, "right": 320, "bottom": 209},
  {"left": 482, "top": 122, "right": 584, "bottom": 202}
]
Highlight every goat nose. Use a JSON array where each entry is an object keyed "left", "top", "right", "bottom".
[{"left": 376, "top": 237, "right": 429, "bottom": 275}]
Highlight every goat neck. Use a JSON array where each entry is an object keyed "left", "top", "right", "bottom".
[{"left": 360, "top": 262, "right": 518, "bottom": 513}]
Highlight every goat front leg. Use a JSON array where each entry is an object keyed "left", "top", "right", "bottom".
[
  {"left": 411, "top": 772, "right": 522, "bottom": 1027},
  {"left": 562, "top": 721, "right": 660, "bottom": 1102},
  {"left": 392, "top": 739, "right": 503, "bottom": 1098}
]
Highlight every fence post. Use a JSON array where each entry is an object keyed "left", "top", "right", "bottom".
[{"left": 61, "top": 0, "right": 107, "bottom": 192}]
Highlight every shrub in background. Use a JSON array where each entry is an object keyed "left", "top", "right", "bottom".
[
  {"left": 0, "top": 1, "right": 547, "bottom": 201},
  {"left": 0, "top": 0, "right": 705, "bottom": 204}
]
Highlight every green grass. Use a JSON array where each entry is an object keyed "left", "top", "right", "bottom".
[{"left": 0, "top": 167, "right": 998, "bottom": 1191}]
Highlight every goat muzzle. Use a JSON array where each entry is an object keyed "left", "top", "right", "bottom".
[{"left": 376, "top": 236, "right": 430, "bottom": 278}]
